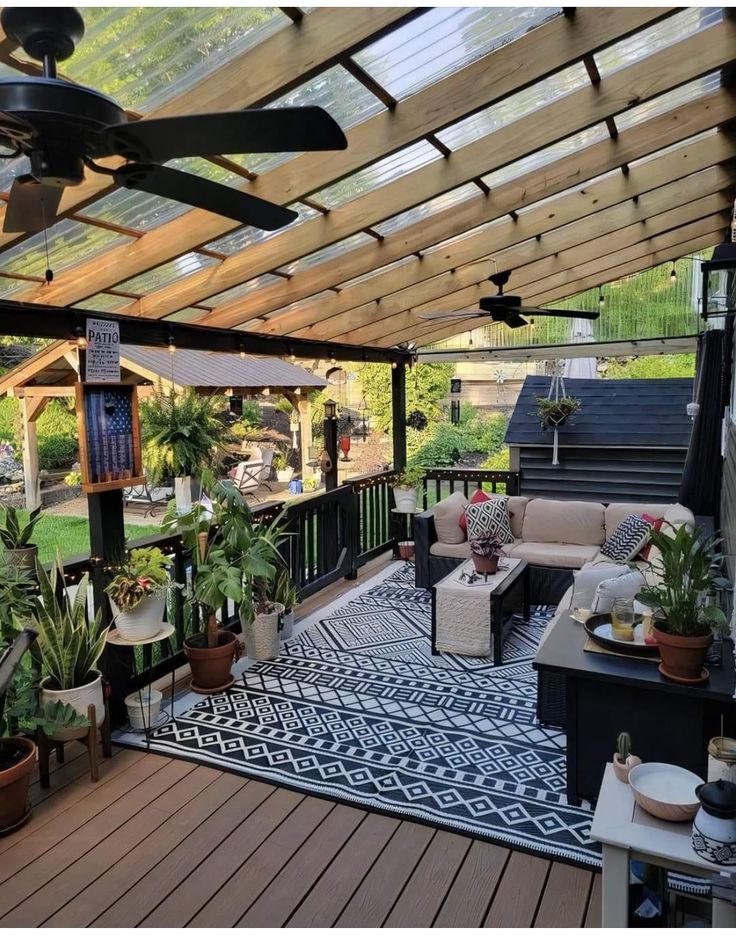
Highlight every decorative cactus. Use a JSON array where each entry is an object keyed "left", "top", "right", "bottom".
[{"left": 617, "top": 732, "right": 632, "bottom": 761}]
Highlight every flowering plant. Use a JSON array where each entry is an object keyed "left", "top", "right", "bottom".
[{"left": 105, "top": 547, "right": 171, "bottom": 610}]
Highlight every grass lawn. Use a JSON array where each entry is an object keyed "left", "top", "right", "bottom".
[{"left": 22, "top": 513, "right": 160, "bottom": 564}]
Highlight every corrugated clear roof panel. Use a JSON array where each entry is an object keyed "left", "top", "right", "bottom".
[
  {"left": 203, "top": 202, "right": 320, "bottom": 255},
  {"left": 164, "top": 307, "right": 206, "bottom": 323},
  {"left": 76, "top": 293, "right": 135, "bottom": 312},
  {"left": 373, "top": 183, "right": 479, "bottom": 238},
  {"left": 263, "top": 290, "right": 337, "bottom": 321},
  {"left": 311, "top": 140, "right": 441, "bottom": 209},
  {"left": 116, "top": 252, "right": 217, "bottom": 293},
  {"left": 229, "top": 65, "right": 387, "bottom": 175},
  {"left": 595, "top": 8, "right": 722, "bottom": 78},
  {"left": 481, "top": 124, "right": 609, "bottom": 190},
  {"left": 354, "top": 7, "right": 561, "bottom": 100},
  {"left": 280, "top": 233, "right": 376, "bottom": 276},
  {"left": 436, "top": 62, "right": 589, "bottom": 151},
  {"left": 336, "top": 255, "right": 415, "bottom": 290},
  {"left": 616, "top": 72, "right": 722, "bottom": 132},
  {"left": 45, "top": 7, "right": 289, "bottom": 113},
  {"left": 80, "top": 186, "right": 188, "bottom": 231},
  {"left": 0, "top": 276, "right": 38, "bottom": 298},
  {"left": 205, "top": 273, "right": 284, "bottom": 307},
  {"left": 0, "top": 219, "right": 132, "bottom": 278}
]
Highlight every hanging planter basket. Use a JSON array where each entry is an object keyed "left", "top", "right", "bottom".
[
  {"left": 406, "top": 410, "right": 428, "bottom": 431},
  {"left": 535, "top": 395, "right": 581, "bottom": 430}
]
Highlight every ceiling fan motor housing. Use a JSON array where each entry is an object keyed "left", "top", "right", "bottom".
[{"left": 1, "top": 8, "right": 85, "bottom": 65}]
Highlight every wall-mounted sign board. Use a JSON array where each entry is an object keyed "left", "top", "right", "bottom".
[
  {"left": 75, "top": 382, "right": 145, "bottom": 493},
  {"left": 85, "top": 318, "right": 121, "bottom": 382}
]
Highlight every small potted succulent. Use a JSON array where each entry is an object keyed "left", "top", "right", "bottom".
[
  {"left": 273, "top": 452, "right": 294, "bottom": 484},
  {"left": 392, "top": 466, "right": 424, "bottom": 513},
  {"left": 105, "top": 546, "right": 172, "bottom": 641},
  {"left": 469, "top": 529, "right": 504, "bottom": 576},
  {"left": 536, "top": 395, "right": 581, "bottom": 429},
  {"left": 612, "top": 731, "right": 641, "bottom": 783},
  {"left": 0, "top": 505, "right": 43, "bottom": 569},
  {"left": 636, "top": 524, "right": 728, "bottom": 684},
  {"left": 271, "top": 565, "right": 299, "bottom": 641}
]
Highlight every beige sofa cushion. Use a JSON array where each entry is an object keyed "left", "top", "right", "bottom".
[
  {"left": 604, "top": 502, "right": 683, "bottom": 538},
  {"left": 521, "top": 499, "right": 605, "bottom": 546},
  {"left": 663, "top": 503, "right": 695, "bottom": 531},
  {"left": 507, "top": 496, "right": 529, "bottom": 539},
  {"left": 432, "top": 491, "right": 468, "bottom": 545},
  {"left": 506, "top": 541, "right": 600, "bottom": 568},
  {"left": 430, "top": 540, "right": 472, "bottom": 559}
]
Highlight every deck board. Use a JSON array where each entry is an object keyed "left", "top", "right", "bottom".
[
  {"left": 483, "top": 851, "right": 551, "bottom": 928},
  {"left": 534, "top": 862, "right": 595, "bottom": 928},
  {"left": 433, "top": 839, "right": 509, "bottom": 927}
]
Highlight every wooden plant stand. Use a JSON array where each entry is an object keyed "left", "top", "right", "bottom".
[{"left": 37, "top": 701, "right": 112, "bottom": 789}]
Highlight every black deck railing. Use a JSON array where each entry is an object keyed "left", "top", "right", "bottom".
[{"left": 421, "top": 468, "right": 520, "bottom": 508}]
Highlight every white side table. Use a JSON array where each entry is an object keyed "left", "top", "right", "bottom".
[{"left": 591, "top": 763, "right": 736, "bottom": 927}]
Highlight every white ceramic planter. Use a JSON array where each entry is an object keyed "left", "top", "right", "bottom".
[
  {"left": 241, "top": 603, "right": 284, "bottom": 661},
  {"left": 393, "top": 486, "right": 418, "bottom": 513},
  {"left": 281, "top": 608, "right": 294, "bottom": 641},
  {"left": 174, "top": 476, "right": 201, "bottom": 514},
  {"left": 277, "top": 468, "right": 294, "bottom": 483},
  {"left": 40, "top": 671, "right": 105, "bottom": 739},
  {"left": 124, "top": 688, "right": 162, "bottom": 730},
  {"left": 109, "top": 592, "right": 166, "bottom": 641}
]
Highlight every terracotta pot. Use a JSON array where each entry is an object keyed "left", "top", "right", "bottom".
[
  {"left": 398, "top": 540, "right": 415, "bottom": 560},
  {"left": 6, "top": 545, "right": 38, "bottom": 570},
  {"left": 472, "top": 552, "right": 499, "bottom": 575},
  {"left": 184, "top": 629, "right": 240, "bottom": 692},
  {"left": 653, "top": 626, "right": 712, "bottom": 684},
  {"left": 0, "top": 737, "right": 35, "bottom": 832},
  {"left": 612, "top": 752, "right": 642, "bottom": 783},
  {"left": 40, "top": 671, "right": 105, "bottom": 739}
]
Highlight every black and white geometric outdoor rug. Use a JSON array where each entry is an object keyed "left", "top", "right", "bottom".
[{"left": 140, "top": 563, "right": 603, "bottom": 868}]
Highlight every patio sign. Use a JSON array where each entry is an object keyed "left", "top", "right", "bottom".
[
  {"left": 85, "top": 318, "right": 121, "bottom": 382},
  {"left": 75, "top": 382, "right": 145, "bottom": 494}
]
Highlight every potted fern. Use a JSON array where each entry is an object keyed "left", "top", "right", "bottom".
[
  {"left": 140, "top": 384, "right": 229, "bottom": 514},
  {"left": 536, "top": 395, "right": 581, "bottom": 429},
  {"left": 0, "top": 505, "right": 43, "bottom": 569},
  {"left": 105, "top": 547, "right": 171, "bottom": 641},
  {"left": 30, "top": 557, "right": 109, "bottom": 740}
]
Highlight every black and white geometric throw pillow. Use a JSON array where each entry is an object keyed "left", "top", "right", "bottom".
[
  {"left": 600, "top": 514, "right": 652, "bottom": 563},
  {"left": 465, "top": 496, "right": 514, "bottom": 545}
]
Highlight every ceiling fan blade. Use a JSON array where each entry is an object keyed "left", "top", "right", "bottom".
[
  {"left": 100, "top": 107, "right": 348, "bottom": 162},
  {"left": 3, "top": 175, "right": 62, "bottom": 232},
  {"left": 505, "top": 313, "right": 529, "bottom": 329},
  {"left": 113, "top": 164, "right": 297, "bottom": 231},
  {"left": 518, "top": 306, "right": 600, "bottom": 320},
  {"left": 416, "top": 311, "right": 484, "bottom": 320}
]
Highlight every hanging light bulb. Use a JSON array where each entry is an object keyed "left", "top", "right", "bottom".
[
  {"left": 598, "top": 285, "right": 605, "bottom": 307},
  {"left": 168, "top": 336, "right": 176, "bottom": 354},
  {"left": 670, "top": 264, "right": 678, "bottom": 283},
  {"left": 75, "top": 325, "right": 87, "bottom": 349},
  {"left": 468, "top": 329, "right": 474, "bottom": 348},
  {"left": 239, "top": 349, "right": 246, "bottom": 359}
]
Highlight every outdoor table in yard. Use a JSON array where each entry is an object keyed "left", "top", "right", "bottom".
[
  {"left": 431, "top": 557, "right": 529, "bottom": 664},
  {"left": 592, "top": 763, "right": 736, "bottom": 928}
]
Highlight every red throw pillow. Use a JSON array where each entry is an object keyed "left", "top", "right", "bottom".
[
  {"left": 638, "top": 513, "right": 663, "bottom": 559},
  {"left": 459, "top": 489, "right": 491, "bottom": 531}
]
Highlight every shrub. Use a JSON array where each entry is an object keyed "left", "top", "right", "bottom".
[
  {"left": 240, "top": 399, "right": 263, "bottom": 428},
  {"left": 37, "top": 401, "right": 79, "bottom": 470}
]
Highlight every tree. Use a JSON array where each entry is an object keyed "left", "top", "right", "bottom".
[{"left": 359, "top": 362, "right": 455, "bottom": 432}]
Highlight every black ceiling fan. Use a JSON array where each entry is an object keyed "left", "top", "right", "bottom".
[
  {"left": 0, "top": 7, "right": 348, "bottom": 234},
  {"left": 417, "top": 270, "right": 601, "bottom": 328}
]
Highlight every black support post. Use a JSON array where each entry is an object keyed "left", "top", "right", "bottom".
[
  {"left": 391, "top": 362, "right": 407, "bottom": 472},
  {"left": 323, "top": 414, "right": 338, "bottom": 492}
]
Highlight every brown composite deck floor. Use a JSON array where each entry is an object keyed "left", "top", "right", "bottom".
[{"left": 0, "top": 743, "right": 601, "bottom": 928}]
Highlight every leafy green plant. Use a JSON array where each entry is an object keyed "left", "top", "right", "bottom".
[
  {"left": 0, "top": 505, "right": 42, "bottom": 549},
  {"left": 30, "top": 557, "right": 108, "bottom": 690},
  {"left": 272, "top": 452, "right": 287, "bottom": 472},
  {"left": 64, "top": 470, "right": 82, "bottom": 487},
  {"left": 140, "top": 384, "right": 229, "bottom": 484},
  {"left": 0, "top": 551, "right": 36, "bottom": 644},
  {"left": 535, "top": 396, "right": 581, "bottom": 428},
  {"left": 270, "top": 564, "right": 299, "bottom": 613},
  {"left": 105, "top": 546, "right": 170, "bottom": 610},
  {"left": 636, "top": 524, "right": 729, "bottom": 638},
  {"left": 394, "top": 467, "right": 425, "bottom": 489},
  {"left": 469, "top": 530, "right": 504, "bottom": 558}
]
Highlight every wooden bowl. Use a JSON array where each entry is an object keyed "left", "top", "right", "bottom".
[{"left": 628, "top": 762, "right": 703, "bottom": 822}]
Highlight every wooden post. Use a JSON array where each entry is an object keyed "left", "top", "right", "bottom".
[
  {"left": 19, "top": 395, "right": 47, "bottom": 511},
  {"left": 391, "top": 362, "right": 407, "bottom": 472},
  {"left": 297, "top": 393, "right": 312, "bottom": 482}
]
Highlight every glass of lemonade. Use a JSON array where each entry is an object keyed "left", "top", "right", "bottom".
[{"left": 611, "top": 598, "right": 635, "bottom": 641}]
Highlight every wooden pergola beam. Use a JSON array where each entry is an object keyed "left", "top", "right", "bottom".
[
  {"left": 20, "top": 8, "right": 720, "bottom": 314},
  {"left": 0, "top": 7, "right": 415, "bottom": 252},
  {"left": 226, "top": 89, "right": 736, "bottom": 335}
]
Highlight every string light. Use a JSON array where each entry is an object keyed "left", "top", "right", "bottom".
[
  {"left": 670, "top": 263, "right": 678, "bottom": 283},
  {"left": 75, "top": 326, "right": 87, "bottom": 349},
  {"left": 168, "top": 337, "right": 176, "bottom": 354},
  {"left": 391, "top": 361, "right": 398, "bottom": 369},
  {"left": 239, "top": 349, "right": 246, "bottom": 360},
  {"left": 598, "top": 285, "right": 605, "bottom": 307}
]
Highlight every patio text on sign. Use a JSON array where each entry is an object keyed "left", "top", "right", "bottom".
[{"left": 85, "top": 318, "right": 121, "bottom": 382}]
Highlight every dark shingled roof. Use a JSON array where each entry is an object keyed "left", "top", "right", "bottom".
[{"left": 505, "top": 376, "right": 694, "bottom": 449}]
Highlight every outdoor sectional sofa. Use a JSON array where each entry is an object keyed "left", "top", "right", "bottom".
[{"left": 414, "top": 494, "right": 695, "bottom": 604}]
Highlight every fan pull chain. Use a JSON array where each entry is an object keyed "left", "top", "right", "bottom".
[{"left": 40, "top": 198, "right": 53, "bottom": 284}]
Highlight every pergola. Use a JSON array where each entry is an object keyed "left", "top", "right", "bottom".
[
  {"left": 0, "top": 6, "right": 731, "bottom": 356},
  {"left": 0, "top": 340, "right": 326, "bottom": 509}
]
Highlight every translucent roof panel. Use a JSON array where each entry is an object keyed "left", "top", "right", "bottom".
[
  {"left": 616, "top": 72, "right": 722, "bottom": 133},
  {"left": 0, "top": 276, "right": 40, "bottom": 299},
  {"left": 203, "top": 203, "right": 320, "bottom": 255},
  {"left": 80, "top": 187, "right": 188, "bottom": 232},
  {"left": 230, "top": 65, "right": 387, "bottom": 176},
  {"left": 373, "top": 183, "right": 479, "bottom": 238},
  {"left": 116, "top": 252, "right": 217, "bottom": 294},
  {"left": 36, "top": 7, "right": 290, "bottom": 114},
  {"left": 76, "top": 293, "right": 136, "bottom": 313},
  {"left": 594, "top": 8, "right": 722, "bottom": 78},
  {"left": 164, "top": 308, "right": 208, "bottom": 323},
  {"left": 354, "top": 7, "right": 560, "bottom": 101},
  {"left": 481, "top": 124, "right": 609, "bottom": 190},
  {"left": 263, "top": 290, "right": 338, "bottom": 322},
  {"left": 311, "top": 140, "right": 441, "bottom": 209},
  {"left": 436, "top": 62, "right": 589, "bottom": 151},
  {"left": 0, "top": 219, "right": 132, "bottom": 279},
  {"left": 205, "top": 273, "right": 285, "bottom": 307},
  {"left": 280, "top": 233, "right": 376, "bottom": 276},
  {"left": 336, "top": 255, "right": 415, "bottom": 291}
]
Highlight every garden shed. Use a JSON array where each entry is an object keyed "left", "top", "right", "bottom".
[
  {"left": 0, "top": 340, "right": 326, "bottom": 509},
  {"left": 505, "top": 375, "right": 694, "bottom": 502}
]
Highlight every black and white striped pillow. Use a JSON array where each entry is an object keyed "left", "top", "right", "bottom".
[{"left": 600, "top": 514, "right": 652, "bottom": 563}]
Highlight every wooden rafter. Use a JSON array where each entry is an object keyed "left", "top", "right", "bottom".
[{"left": 12, "top": 7, "right": 682, "bottom": 311}]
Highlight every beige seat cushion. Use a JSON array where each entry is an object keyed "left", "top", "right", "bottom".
[
  {"left": 663, "top": 503, "right": 695, "bottom": 531},
  {"left": 430, "top": 540, "right": 472, "bottom": 559},
  {"left": 521, "top": 499, "right": 605, "bottom": 546},
  {"left": 604, "top": 502, "right": 673, "bottom": 539},
  {"left": 506, "top": 541, "right": 600, "bottom": 568},
  {"left": 507, "top": 495, "right": 529, "bottom": 538},
  {"left": 538, "top": 585, "right": 573, "bottom": 650},
  {"left": 432, "top": 491, "right": 468, "bottom": 545}
]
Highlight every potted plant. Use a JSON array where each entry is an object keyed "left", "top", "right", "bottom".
[
  {"left": 469, "top": 529, "right": 505, "bottom": 576},
  {"left": 29, "top": 557, "right": 109, "bottom": 739},
  {"left": 140, "top": 383, "right": 229, "bottom": 514},
  {"left": 636, "top": 524, "right": 728, "bottom": 684},
  {"left": 271, "top": 565, "right": 299, "bottom": 641},
  {"left": 0, "top": 629, "right": 38, "bottom": 833},
  {"left": 105, "top": 546, "right": 171, "bottom": 641},
  {"left": 392, "top": 466, "right": 424, "bottom": 513},
  {"left": 273, "top": 452, "right": 294, "bottom": 484},
  {"left": 0, "top": 505, "right": 43, "bottom": 569},
  {"left": 612, "top": 731, "right": 641, "bottom": 783},
  {"left": 406, "top": 410, "right": 428, "bottom": 431},
  {"left": 536, "top": 395, "right": 581, "bottom": 429}
]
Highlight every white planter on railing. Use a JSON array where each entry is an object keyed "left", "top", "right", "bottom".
[
  {"left": 40, "top": 671, "right": 105, "bottom": 740},
  {"left": 109, "top": 593, "right": 166, "bottom": 642},
  {"left": 393, "top": 485, "right": 418, "bottom": 513}
]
